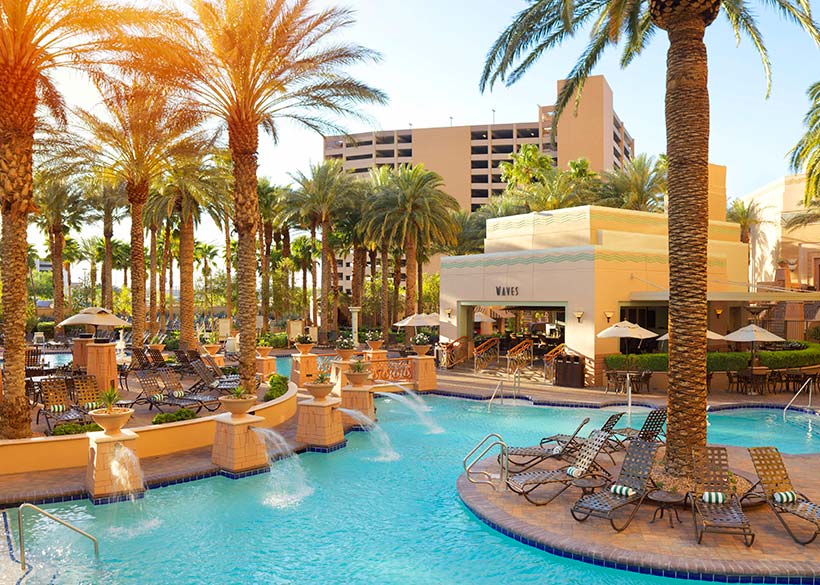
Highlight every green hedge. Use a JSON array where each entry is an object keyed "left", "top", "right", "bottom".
[
  {"left": 36, "top": 321, "right": 55, "bottom": 339},
  {"left": 52, "top": 422, "right": 102, "bottom": 435},
  {"left": 604, "top": 342, "right": 820, "bottom": 372},
  {"left": 151, "top": 408, "right": 197, "bottom": 425},
  {"left": 265, "top": 374, "right": 289, "bottom": 401}
]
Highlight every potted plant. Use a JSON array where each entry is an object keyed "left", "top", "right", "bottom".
[
  {"left": 202, "top": 331, "right": 221, "bottom": 356},
  {"left": 219, "top": 385, "right": 258, "bottom": 417},
  {"left": 345, "top": 358, "right": 371, "bottom": 387},
  {"left": 89, "top": 387, "right": 134, "bottom": 435},
  {"left": 294, "top": 333, "right": 314, "bottom": 355},
  {"left": 411, "top": 332, "right": 431, "bottom": 356},
  {"left": 365, "top": 330, "right": 383, "bottom": 351},
  {"left": 335, "top": 335, "right": 356, "bottom": 361},
  {"left": 256, "top": 336, "right": 272, "bottom": 358},
  {"left": 304, "top": 372, "right": 334, "bottom": 401}
]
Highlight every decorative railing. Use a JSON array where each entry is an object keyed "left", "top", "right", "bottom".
[
  {"left": 542, "top": 343, "right": 566, "bottom": 382},
  {"left": 473, "top": 337, "right": 500, "bottom": 373},
  {"left": 439, "top": 336, "right": 469, "bottom": 369},
  {"left": 317, "top": 354, "right": 336, "bottom": 374},
  {"left": 505, "top": 338, "right": 533, "bottom": 375},
  {"left": 369, "top": 358, "right": 412, "bottom": 382}
]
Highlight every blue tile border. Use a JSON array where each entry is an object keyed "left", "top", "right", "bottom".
[
  {"left": 306, "top": 440, "right": 347, "bottom": 453},
  {"left": 219, "top": 466, "right": 271, "bottom": 480},
  {"left": 90, "top": 491, "right": 145, "bottom": 506},
  {"left": 458, "top": 487, "right": 819, "bottom": 584}
]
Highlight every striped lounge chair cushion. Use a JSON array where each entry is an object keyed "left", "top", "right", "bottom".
[
  {"left": 610, "top": 484, "right": 636, "bottom": 497},
  {"left": 565, "top": 466, "right": 584, "bottom": 478},
  {"left": 702, "top": 491, "right": 726, "bottom": 504},
  {"left": 151, "top": 393, "right": 165, "bottom": 401},
  {"left": 49, "top": 404, "right": 66, "bottom": 413},
  {"left": 551, "top": 445, "right": 562, "bottom": 454},
  {"left": 172, "top": 390, "right": 185, "bottom": 398},
  {"left": 773, "top": 490, "right": 797, "bottom": 504},
  {"left": 84, "top": 402, "right": 99, "bottom": 410}
]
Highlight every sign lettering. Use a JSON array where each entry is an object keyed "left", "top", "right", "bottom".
[{"left": 495, "top": 286, "right": 519, "bottom": 296}]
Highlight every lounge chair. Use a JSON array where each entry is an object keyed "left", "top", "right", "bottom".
[
  {"left": 72, "top": 374, "right": 102, "bottom": 413},
  {"left": 156, "top": 367, "right": 220, "bottom": 412},
  {"left": 567, "top": 412, "right": 626, "bottom": 464},
  {"left": 690, "top": 446, "right": 755, "bottom": 547},
  {"left": 190, "top": 359, "right": 243, "bottom": 394},
  {"left": 570, "top": 439, "right": 660, "bottom": 531},
  {"left": 201, "top": 353, "right": 240, "bottom": 381},
  {"left": 506, "top": 417, "right": 590, "bottom": 472},
  {"left": 611, "top": 407, "right": 667, "bottom": 446},
  {"left": 37, "top": 377, "right": 85, "bottom": 434},
  {"left": 748, "top": 446, "right": 820, "bottom": 545},
  {"left": 136, "top": 369, "right": 206, "bottom": 413},
  {"left": 507, "top": 430, "right": 612, "bottom": 506},
  {"left": 147, "top": 347, "right": 177, "bottom": 370}
]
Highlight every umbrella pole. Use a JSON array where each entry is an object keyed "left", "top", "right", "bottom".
[{"left": 626, "top": 372, "right": 632, "bottom": 427}]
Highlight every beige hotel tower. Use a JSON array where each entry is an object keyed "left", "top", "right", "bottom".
[{"left": 323, "top": 75, "right": 634, "bottom": 293}]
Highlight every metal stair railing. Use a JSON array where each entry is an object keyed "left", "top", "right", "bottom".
[
  {"left": 473, "top": 337, "right": 500, "bottom": 374},
  {"left": 505, "top": 339, "right": 533, "bottom": 378},
  {"left": 17, "top": 503, "right": 99, "bottom": 572},
  {"left": 784, "top": 376, "right": 814, "bottom": 416},
  {"left": 542, "top": 343, "right": 566, "bottom": 382},
  {"left": 440, "top": 336, "right": 469, "bottom": 369},
  {"left": 463, "top": 433, "right": 508, "bottom": 491}
]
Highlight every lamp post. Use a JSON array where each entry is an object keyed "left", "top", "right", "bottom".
[{"left": 350, "top": 306, "right": 361, "bottom": 348}]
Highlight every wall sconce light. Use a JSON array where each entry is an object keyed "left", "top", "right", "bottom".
[
  {"left": 714, "top": 308, "right": 724, "bottom": 319},
  {"left": 604, "top": 311, "right": 614, "bottom": 323},
  {"left": 445, "top": 308, "right": 452, "bottom": 318},
  {"left": 573, "top": 310, "right": 584, "bottom": 323}
]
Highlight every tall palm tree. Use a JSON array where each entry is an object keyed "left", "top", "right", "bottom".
[
  {"left": 62, "top": 237, "right": 82, "bottom": 311},
  {"left": 85, "top": 178, "right": 127, "bottom": 310},
  {"left": 131, "top": 0, "right": 386, "bottom": 391},
  {"left": 291, "top": 235, "right": 318, "bottom": 324},
  {"left": 69, "top": 77, "right": 208, "bottom": 349},
  {"left": 195, "top": 241, "right": 220, "bottom": 321},
  {"left": 80, "top": 237, "right": 105, "bottom": 307},
  {"left": 111, "top": 239, "right": 130, "bottom": 291},
  {"left": 600, "top": 154, "right": 667, "bottom": 212},
  {"left": 257, "top": 178, "right": 279, "bottom": 334},
  {"left": 790, "top": 81, "right": 820, "bottom": 205},
  {"left": 33, "top": 175, "right": 88, "bottom": 330},
  {"left": 0, "top": 0, "right": 168, "bottom": 438},
  {"left": 481, "top": 0, "right": 820, "bottom": 476},
  {"left": 727, "top": 199, "right": 770, "bottom": 244}
]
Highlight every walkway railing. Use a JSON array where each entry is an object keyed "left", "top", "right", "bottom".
[
  {"left": 473, "top": 337, "right": 500, "bottom": 374},
  {"left": 784, "top": 376, "right": 814, "bottom": 415},
  {"left": 369, "top": 358, "right": 412, "bottom": 382},
  {"left": 542, "top": 343, "right": 566, "bottom": 382},
  {"left": 463, "top": 433, "right": 508, "bottom": 491},
  {"left": 439, "top": 336, "right": 469, "bottom": 369},
  {"left": 505, "top": 338, "right": 533, "bottom": 377},
  {"left": 17, "top": 503, "right": 99, "bottom": 572}
]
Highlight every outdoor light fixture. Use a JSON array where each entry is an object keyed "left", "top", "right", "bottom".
[
  {"left": 604, "top": 311, "right": 614, "bottom": 323},
  {"left": 714, "top": 308, "right": 724, "bottom": 319},
  {"left": 573, "top": 311, "right": 584, "bottom": 323},
  {"left": 445, "top": 308, "right": 452, "bottom": 318}
]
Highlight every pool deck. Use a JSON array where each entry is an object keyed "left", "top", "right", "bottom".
[{"left": 458, "top": 447, "right": 820, "bottom": 583}]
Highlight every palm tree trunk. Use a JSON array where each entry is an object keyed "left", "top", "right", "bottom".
[
  {"left": 330, "top": 247, "right": 339, "bottom": 335},
  {"left": 351, "top": 246, "right": 366, "bottom": 307},
  {"left": 663, "top": 16, "right": 710, "bottom": 476},
  {"left": 260, "top": 220, "right": 270, "bottom": 335},
  {"left": 169, "top": 254, "right": 174, "bottom": 323},
  {"left": 159, "top": 221, "right": 169, "bottom": 333},
  {"left": 149, "top": 224, "right": 158, "bottom": 334},
  {"left": 65, "top": 262, "right": 72, "bottom": 311},
  {"left": 320, "top": 219, "right": 332, "bottom": 342},
  {"left": 123, "top": 266, "right": 128, "bottom": 288},
  {"left": 50, "top": 226, "right": 65, "bottom": 332},
  {"left": 89, "top": 260, "right": 97, "bottom": 307},
  {"left": 229, "top": 123, "right": 260, "bottom": 392},
  {"left": 391, "top": 251, "right": 401, "bottom": 326},
  {"left": 127, "top": 180, "right": 148, "bottom": 349},
  {"left": 310, "top": 224, "right": 318, "bottom": 326},
  {"left": 102, "top": 211, "right": 114, "bottom": 310},
  {"left": 223, "top": 212, "right": 233, "bottom": 320},
  {"left": 404, "top": 234, "right": 417, "bottom": 340},
  {"left": 301, "top": 262, "right": 309, "bottom": 322},
  {"left": 369, "top": 249, "right": 377, "bottom": 280},
  {"left": 179, "top": 213, "right": 196, "bottom": 348},
  {"left": 417, "top": 257, "right": 423, "bottom": 314},
  {"left": 381, "top": 245, "right": 390, "bottom": 342}
]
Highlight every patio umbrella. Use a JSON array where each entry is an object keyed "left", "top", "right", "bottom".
[
  {"left": 394, "top": 313, "right": 440, "bottom": 340},
  {"left": 473, "top": 312, "right": 495, "bottom": 323},
  {"left": 57, "top": 307, "right": 131, "bottom": 330},
  {"left": 597, "top": 321, "right": 657, "bottom": 424},
  {"left": 723, "top": 324, "right": 784, "bottom": 367},
  {"left": 657, "top": 330, "right": 725, "bottom": 341}
]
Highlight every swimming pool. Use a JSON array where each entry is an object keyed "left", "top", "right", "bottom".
[{"left": 4, "top": 397, "right": 818, "bottom": 584}]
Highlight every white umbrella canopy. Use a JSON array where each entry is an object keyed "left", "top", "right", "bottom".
[
  {"left": 394, "top": 313, "right": 439, "bottom": 327},
  {"left": 58, "top": 307, "right": 130, "bottom": 329},
  {"left": 596, "top": 320, "right": 658, "bottom": 340},
  {"left": 723, "top": 324, "right": 784, "bottom": 343},
  {"left": 473, "top": 312, "right": 496, "bottom": 323},
  {"left": 657, "top": 330, "right": 725, "bottom": 341}
]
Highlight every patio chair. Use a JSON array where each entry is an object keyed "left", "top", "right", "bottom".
[
  {"left": 190, "top": 359, "right": 242, "bottom": 394},
  {"left": 157, "top": 367, "right": 220, "bottom": 412},
  {"left": 37, "top": 377, "right": 85, "bottom": 434},
  {"left": 567, "top": 412, "right": 626, "bottom": 465},
  {"left": 202, "top": 353, "right": 240, "bottom": 381},
  {"left": 135, "top": 369, "right": 206, "bottom": 413},
  {"left": 690, "top": 446, "right": 755, "bottom": 547},
  {"left": 748, "top": 446, "right": 820, "bottom": 545},
  {"left": 611, "top": 407, "right": 667, "bottom": 446},
  {"left": 507, "top": 430, "right": 612, "bottom": 506},
  {"left": 72, "top": 374, "right": 102, "bottom": 413},
  {"left": 506, "top": 417, "right": 591, "bottom": 472},
  {"left": 147, "top": 347, "right": 178, "bottom": 371},
  {"left": 25, "top": 346, "right": 42, "bottom": 368},
  {"left": 570, "top": 439, "right": 661, "bottom": 531}
]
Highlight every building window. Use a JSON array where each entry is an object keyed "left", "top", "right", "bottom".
[
  {"left": 336, "top": 260, "right": 343, "bottom": 267},
  {"left": 471, "top": 159, "right": 488, "bottom": 169},
  {"left": 376, "top": 149, "right": 394, "bottom": 158},
  {"left": 471, "top": 174, "right": 489, "bottom": 184},
  {"left": 346, "top": 153, "right": 372, "bottom": 161},
  {"left": 376, "top": 135, "right": 394, "bottom": 145},
  {"left": 471, "top": 189, "right": 488, "bottom": 198},
  {"left": 470, "top": 130, "right": 488, "bottom": 140},
  {"left": 345, "top": 275, "right": 351, "bottom": 281},
  {"left": 516, "top": 127, "right": 539, "bottom": 138},
  {"left": 491, "top": 129, "right": 513, "bottom": 140},
  {"left": 491, "top": 144, "right": 514, "bottom": 154},
  {"left": 471, "top": 145, "right": 488, "bottom": 155},
  {"left": 397, "top": 148, "right": 412, "bottom": 158},
  {"left": 397, "top": 134, "right": 411, "bottom": 144}
]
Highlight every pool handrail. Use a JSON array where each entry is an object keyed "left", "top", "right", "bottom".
[
  {"left": 17, "top": 502, "right": 99, "bottom": 572},
  {"left": 784, "top": 376, "right": 813, "bottom": 416},
  {"left": 463, "top": 433, "right": 508, "bottom": 491}
]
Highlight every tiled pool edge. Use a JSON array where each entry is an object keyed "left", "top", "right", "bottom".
[
  {"left": 457, "top": 474, "right": 819, "bottom": 584},
  {"left": 2, "top": 509, "right": 33, "bottom": 585}
]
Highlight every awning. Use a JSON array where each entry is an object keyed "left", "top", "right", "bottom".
[{"left": 629, "top": 291, "right": 820, "bottom": 302}]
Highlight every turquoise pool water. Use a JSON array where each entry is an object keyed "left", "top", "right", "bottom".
[{"left": 5, "top": 397, "right": 818, "bottom": 584}]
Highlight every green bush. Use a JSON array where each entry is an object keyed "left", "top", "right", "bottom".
[
  {"left": 807, "top": 326, "right": 820, "bottom": 342},
  {"left": 151, "top": 408, "right": 197, "bottom": 425},
  {"left": 258, "top": 332, "right": 288, "bottom": 348},
  {"left": 758, "top": 342, "right": 820, "bottom": 369},
  {"left": 265, "top": 374, "right": 289, "bottom": 401},
  {"left": 52, "top": 422, "right": 103, "bottom": 435},
  {"left": 603, "top": 353, "right": 669, "bottom": 372},
  {"left": 35, "top": 321, "right": 55, "bottom": 339},
  {"left": 164, "top": 331, "right": 180, "bottom": 351}
]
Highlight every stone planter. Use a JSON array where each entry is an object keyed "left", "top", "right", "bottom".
[
  {"left": 412, "top": 344, "right": 431, "bottom": 356},
  {"left": 89, "top": 407, "right": 134, "bottom": 435},
  {"left": 336, "top": 348, "right": 355, "bottom": 361},
  {"left": 295, "top": 343, "right": 315, "bottom": 355},
  {"left": 148, "top": 343, "right": 165, "bottom": 352},
  {"left": 218, "top": 395, "right": 258, "bottom": 417},
  {"left": 203, "top": 344, "right": 221, "bottom": 356},
  {"left": 366, "top": 340, "right": 383, "bottom": 351},
  {"left": 256, "top": 346, "right": 272, "bottom": 358},
  {"left": 345, "top": 371, "right": 372, "bottom": 387},
  {"left": 304, "top": 382, "right": 334, "bottom": 401}
]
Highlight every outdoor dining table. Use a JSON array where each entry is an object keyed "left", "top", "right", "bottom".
[{"left": 738, "top": 367, "right": 770, "bottom": 395}]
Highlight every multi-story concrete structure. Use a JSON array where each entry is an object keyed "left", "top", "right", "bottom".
[{"left": 323, "top": 75, "right": 634, "bottom": 294}]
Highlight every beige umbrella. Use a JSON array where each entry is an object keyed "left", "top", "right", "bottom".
[
  {"left": 596, "top": 320, "right": 657, "bottom": 340},
  {"left": 58, "top": 307, "right": 130, "bottom": 329},
  {"left": 473, "top": 312, "right": 496, "bottom": 323},
  {"left": 657, "top": 330, "right": 725, "bottom": 341},
  {"left": 394, "top": 313, "right": 439, "bottom": 327},
  {"left": 723, "top": 324, "right": 784, "bottom": 367}
]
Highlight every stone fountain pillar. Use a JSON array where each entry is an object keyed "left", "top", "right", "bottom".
[
  {"left": 340, "top": 384, "right": 375, "bottom": 427},
  {"left": 295, "top": 397, "right": 345, "bottom": 451},
  {"left": 72, "top": 337, "right": 94, "bottom": 370},
  {"left": 211, "top": 413, "right": 269, "bottom": 476},
  {"left": 86, "top": 429, "right": 144, "bottom": 503},
  {"left": 410, "top": 355, "right": 437, "bottom": 392},
  {"left": 87, "top": 342, "right": 117, "bottom": 392},
  {"left": 290, "top": 353, "right": 318, "bottom": 386}
]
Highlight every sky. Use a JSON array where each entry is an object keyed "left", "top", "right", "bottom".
[{"left": 33, "top": 0, "right": 820, "bottom": 280}]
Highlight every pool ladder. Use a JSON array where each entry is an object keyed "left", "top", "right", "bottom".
[
  {"left": 784, "top": 377, "right": 814, "bottom": 416},
  {"left": 463, "top": 433, "right": 508, "bottom": 491},
  {"left": 17, "top": 503, "right": 99, "bottom": 572}
]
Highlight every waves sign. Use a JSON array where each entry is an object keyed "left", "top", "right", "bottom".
[{"left": 495, "top": 285, "right": 519, "bottom": 297}]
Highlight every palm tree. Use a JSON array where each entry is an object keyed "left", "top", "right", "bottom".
[
  {"left": 0, "top": 0, "right": 168, "bottom": 438},
  {"left": 85, "top": 178, "right": 127, "bottom": 310},
  {"left": 367, "top": 164, "right": 459, "bottom": 336},
  {"left": 195, "top": 242, "right": 219, "bottom": 321},
  {"left": 62, "top": 237, "right": 82, "bottom": 312},
  {"left": 291, "top": 235, "right": 318, "bottom": 324},
  {"left": 132, "top": 0, "right": 387, "bottom": 391},
  {"left": 790, "top": 81, "right": 820, "bottom": 204},
  {"left": 481, "top": 0, "right": 820, "bottom": 476},
  {"left": 727, "top": 199, "right": 770, "bottom": 244},
  {"left": 257, "top": 178, "right": 280, "bottom": 334},
  {"left": 33, "top": 175, "right": 88, "bottom": 330},
  {"left": 111, "top": 239, "right": 130, "bottom": 292},
  {"left": 80, "top": 237, "right": 105, "bottom": 306},
  {"left": 600, "top": 154, "right": 667, "bottom": 212},
  {"left": 69, "top": 77, "right": 208, "bottom": 348},
  {"left": 291, "top": 160, "right": 357, "bottom": 341}
]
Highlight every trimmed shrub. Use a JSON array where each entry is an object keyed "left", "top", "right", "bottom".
[
  {"left": 603, "top": 353, "right": 668, "bottom": 372},
  {"left": 35, "top": 321, "right": 55, "bottom": 339},
  {"left": 758, "top": 342, "right": 820, "bottom": 369},
  {"left": 52, "top": 422, "right": 103, "bottom": 435},
  {"left": 265, "top": 374, "right": 289, "bottom": 401},
  {"left": 258, "top": 332, "right": 288, "bottom": 348},
  {"left": 151, "top": 409, "right": 197, "bottom": 425}
]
